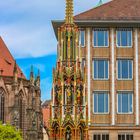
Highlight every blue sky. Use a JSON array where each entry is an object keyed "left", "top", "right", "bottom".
[{"left": 0, "top": 0, "right": 110, "bottom": 101}]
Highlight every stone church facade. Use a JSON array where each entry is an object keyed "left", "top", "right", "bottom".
[{"left": 0, "top": 37, "right": 43, "bottom": 140}]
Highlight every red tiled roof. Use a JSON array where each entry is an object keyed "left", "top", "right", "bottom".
[
  {"left": 74, "top": 0, "right": 140, "bottom": 21},
  {"left": 0, "top": 37, "right": 26, "bottom": 79}
]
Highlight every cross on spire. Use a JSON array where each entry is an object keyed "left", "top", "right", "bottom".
[{"left": 65, "top": 0, "right": 74, "bottom": 24}]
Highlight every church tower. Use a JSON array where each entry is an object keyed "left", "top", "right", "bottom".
[{"left": 49, "top": 0, "right": 89, "bottom": 139}]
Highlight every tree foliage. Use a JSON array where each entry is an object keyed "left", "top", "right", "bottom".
[{"left": 0, "top": 122, "right": 23, "bottom": 140}]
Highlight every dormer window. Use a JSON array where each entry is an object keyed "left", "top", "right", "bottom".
[{"left": 117, "top": 28, "right": 132, "bottom": 47}]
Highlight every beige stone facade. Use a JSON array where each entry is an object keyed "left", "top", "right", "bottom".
[{"left": 52, "top": 0, "right": 140, "bottom": 139}]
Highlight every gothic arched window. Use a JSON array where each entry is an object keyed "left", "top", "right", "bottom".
[
  {"left": 18, "top": 92, "right": 23, "bottom": 129},
  {"left": 0, "top": 88, "right": 5, "bottom": 123}
]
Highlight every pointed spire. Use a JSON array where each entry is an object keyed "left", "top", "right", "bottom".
[
  {"left": 96, "top": 0, "right": 103, "bottom": 7},
  {"left": 30, "top": 65, "right": 34, "bottom": 85},
  {"left": 35, "top": 69, "right": 40, "bottom": 87},
  {"left": 65, "top": 0, "right": 74, "bottom": 24}
]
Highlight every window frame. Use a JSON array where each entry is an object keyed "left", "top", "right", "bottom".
[
  {"left": 93, "top": 28, "right": 109, "bottom": 48},
  {"left": 118, "top": 133, "right": 133, "bottom": 140},
  {"left": 79, "top": 30, "right": 85, "bottom": 47},
  {"left": 116, "top": 28, "right": 133, "bottom": 48},
  {"left": 117, "top": 91, "right": 133, "bottom": 114},
  {"left": 93, "top": 91, "right": 110, "bottom": 114},
  {"left": 93, "top": 59, "right": 109, "bottom": 80},
  {"left": 117, "top": 59, "right": 133, "bottom": 80},
  {"left": 93, "top": 133, "right": 109, "bottom": 140}
]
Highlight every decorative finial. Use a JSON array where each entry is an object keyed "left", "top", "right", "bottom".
[
  {"left": 35, "top": 69, "right": 40, "bottom": 87},
  {"left": 30, "top": 65, "right": 34, "bottom": 85},
  {"left": 65, "top": 0, "right": 74, "bottom": 24},
  {"left": 97, "top": 0, "right": 103, "bottom": 7}
]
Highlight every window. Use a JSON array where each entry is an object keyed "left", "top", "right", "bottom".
[
  {"left": 93, "top": 134, "right": 109, "bottom": 140},
  {"left": 117, "top": 60, "right": 133, "bottom": 80},
  {"left": 93, "top": 29, "right": 109, "bottom": 47},
  {"left": 117, "top": 28, "right": 132, "bottom": 47},
  {"left": 0, "top": 88, "right": 4, "bottom": 123},
  {"left": 117, "top": 92, "right": 133, "bottom": 114},
  {"left": 93, "top": 92, "right": 109, "bottom": 114},
  {"left": 18, "top": 92, "right": 24, "bottom": 129},
  {"left": 118, "top": 134, "right": 133, "bottom": 140},
  {"left": 79, "top": 30, "right": 85, "bottom": 47},
  {"left": 93, "top": 60, "right": 109, "bottom": 80}
]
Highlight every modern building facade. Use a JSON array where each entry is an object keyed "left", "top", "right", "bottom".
[
  {"left": 51, "top": 0, "right": 140, "bottom": 139},
  {"left": 0, "top": 37, "right": 43, "bottom": 140}
]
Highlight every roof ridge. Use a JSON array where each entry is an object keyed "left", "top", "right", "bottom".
[
  {"left": 0, "top": 36, "right": 26, "bottom": 79},
  {"left": 0, "top": 37, "right": 15, "bottom": 62},
  {"left": 74, "top": 0, "right": 113, "bottom": 18}
]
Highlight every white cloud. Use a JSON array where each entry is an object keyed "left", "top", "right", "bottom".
[{"left": 0, "top": 0, "right": 111, "bottom": 59}]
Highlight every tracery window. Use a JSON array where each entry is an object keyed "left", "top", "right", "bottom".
[
  {"left": 0, "top": 88, "right": 5, "bottom": 123},
  {"left": 18, "top": 92, "right": 23, "bottom": 129}
]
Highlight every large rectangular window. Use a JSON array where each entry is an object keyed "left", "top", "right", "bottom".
[
  {"left": 93, "top": 134, "right": 109, "bottom": 140},
  {"left": 93, "top": 92, "right": 109, "bottom": 114},
  {"left": 93, "top": 29, "right": 109, "bottom": 47},
  {"left": 118, "top": 134, "right": 133, "bottom": 140},
  {"left": 93, "top": 60, "right": 109, "bottom": 80},
  {"left": 117, "top": 92, "right": 133, "bottom": 114},
  {"left": 117, "top": 28, "right": 132, "bottom": 47},
  {"left": 79, "top": 30, "right": 85, "bottom": 47},
  {"left": 117, "top": 60, "right": 133, "bottom": 80}
]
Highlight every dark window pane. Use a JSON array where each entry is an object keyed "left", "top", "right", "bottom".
[
  {"left": 129, "top": 61, "right": 132, "bottom": 78},
  {"left": 118, "top": 94, "right": 122, "bottom": 113},
  {"left": 98, "top": 31, "right": 104, "bottom": 46},
  {"left": 98, "top": 61, "right": 104, "bottom": 78},
  {"left": 106, "top": 134, "right": 109, "bottom": 140},
  {"left": 117, "top": 30, "right": 132, "bottom": 47},
  {"left": 94, "top": 94, "right": 98, "bottom": 113},
  {"left": 105, "top": 32, "right": 108, "bottom": 46},
  {"left": 98, "top": 94, "right": 104, "bottom": 113},
  {"left": 97, "top": 135, "right": 100, "bottom": 140},
  {"left": 118, "top": 135, "right": 122, "bottom": 140},
  {"left": 122, "top": 94, "right": 129, "bottom": 113},
  {"left": 129, "top": 94, "right": 133, "bottom": 112},
  {"left": 118, "top": 60, "right": 121, "bottom": 79},
  {"left": 121, "top": 31, "right": 127, "bottom": 46},
  {"left": 122, "top": 60, "right": 128, "bottom": 78},
  {"left": 130, "top": 135, "right": 133, "bottom": 140},
  {"left": 122, "top": 135, "right": 125, "bottom": 140},
  {"left": 80, "top": 31, "right": 85, "bottom": 46},
  {"left": 94, "top": 61, "right": 97, "bottom": 79},
  {"left": 94, "top": 31, "right": 97, "bottom": 46},
  {"left": 128, "top": 31, "right": 132, "bottom": 46},
  {"left": 94, "top": 30, "right": 108, "bottom": 47},
  {"left": 94, "top": 135, "right": 97, "bottom": 140},
  {"left": 118, "top": 60, "right": 133, "bottom": 79},
  {"left": 117, "top": 31, "right": 121, "bottom": 46},
  {"left": 105, "top": 61, "right": 108, "bottom": 79},
  {"left": 105, "top": 94, "right": 108, "bottom": 112}
]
